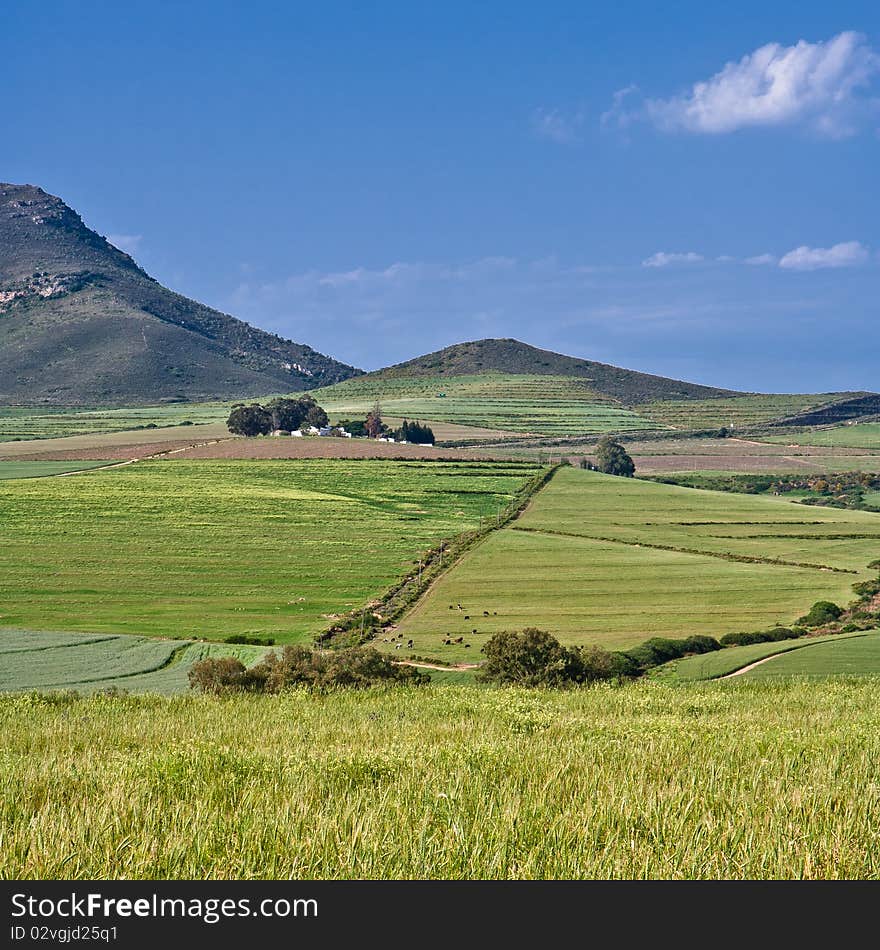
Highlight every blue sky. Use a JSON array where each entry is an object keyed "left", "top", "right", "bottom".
[{"left": 4, "top": 1, "right": 878, "bottom": 391}]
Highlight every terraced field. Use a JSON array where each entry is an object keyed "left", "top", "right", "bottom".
[
  {"left": 642, "top": 394, "right": 858, "bottom": 430},
  {"left": 765, "top": 423, "right": 880, "bottom": 450},
  {"left": 0, "top": 459, "right": 537, "bottom": 642},
  {"left": 312, "top": 373, "right": 660, "bottom": 435},
  {"left": 0, "top": 629, "right": 270, "bottom": 694},
  {"left": 394, "top": 468, "right": 880, "bottom": 662}
]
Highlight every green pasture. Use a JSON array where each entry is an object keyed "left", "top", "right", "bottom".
[
  {"left": 0, "top": 401, "right": 234, "bottom": 442},
  {"left": 656, "top": 631, "right": 872, "bottom": 682},
  {"left": 0, "top": 459, "right": 536, "bottom": 642},
  {"left": 395, "top": 468, "right": 880, "bottom": 662},
  {"left": 741, "top": 632, "right": 880, "bottom": 679},
  {"left": 0, "top": 460, "right": 111, "bottom": 479},
  {"left": 6, "top": 680, "right": 880, "bottom": 878},
  {"left": 765, "top": 423, "right": 880, "bottom": 450},
  {"left": 312, "top": 373, "right": 659, "bottom": 436}
]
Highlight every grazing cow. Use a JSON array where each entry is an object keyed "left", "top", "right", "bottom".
[
  {"left": 407, "top": 640, "right": 413, "bottom": 647},
  {"left": 464, "top": 616, "right": 470, "bottom": 620}
]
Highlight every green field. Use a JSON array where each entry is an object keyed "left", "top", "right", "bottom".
[
  {"left": 0, "top": 629, "right": 270, "bottom": 694},
  {"left": 396, "top": 468, "right": 880, "bottom": 662},
  {"left": 0, "top": 460, "right": 111, "bottom": 479},
  {"left": 641, "top": 394, "right": 855, "bottom": 430},
  {"left": 312, "top": 373, "right": 660, "bottom": 436},
  {"left": 657, "top": 631, "right": 872, "bottom": 682},
  {"left": 0, "top": 402, "right": 235, "bottom": 442},
  {"left": 5, "top": 680, "right": 880, "bottom": 878},
  {"left": 741, "top": 632, "right": 880, "bottom": 679},
  {"left": 765, "top": 423, "right": 880, "bottom": 450},
  {"left": 0, "top": 459, "right": 536, "bottom": 641}
]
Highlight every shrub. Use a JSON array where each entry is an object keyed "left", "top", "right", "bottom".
[
  {"left": 798, "top": 601, "right": 844, "bottom": 627},
  {"left": 622, "top": 637, "right": 687, "bottom": 669},
  {"left": 680, "top": 635, "right": 722, "bottom": 654},
  {"left": 577, "top": 645, "right": 621, "bottom": 682},
  {"left": 720, "top": 631, "right": 767, "bottom": 647},
  {"left": 188, "top": 657, "right": 267, "bottom": 694},
  {"left": 252, "top": 645, "right": 428, "bottom": 690},
  {"left": 765, "top": 627, "right": 798, "bottom": 642},
  {"left": 223, "top": 634, "right": 276, "bottom": 646},
  {"left": 479, "top": 629, "right": 586, "bottom": 687}
]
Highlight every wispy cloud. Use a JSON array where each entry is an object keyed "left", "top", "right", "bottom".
[
  {"left": 778, "top": 241, "right": 870, "bottom": 270},
  {"left": 531, "top": 107, "right": 584, "bottom": 143},
  {"left": 745, "top": 253, "right": 777, "bottom": 266},
  {"left": 605, "top": 32, "right": 880, "bottom": 137},
  {"left": 107, "top": 233, "right": 143, "bottom": 254},
  {"left": 642, "top": 251, "right": 704, "bottom": 268}
]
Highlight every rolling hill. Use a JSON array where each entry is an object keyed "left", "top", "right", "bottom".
[
  {"left": 0, "top": 183, "right": 360, "bottom": 404},
  {"left": 311, "top": 339, "right": 877, "bottom": 437}
]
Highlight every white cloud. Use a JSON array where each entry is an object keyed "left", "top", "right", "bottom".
[
  {"left": 642, "top": 251, "right": 704, "bottom": 268},
  {"left": 611, "top": 32, "right": 880, "bottom": 137},
  {"left": 745, "top": 253, "right": 777, "bottom": 266},
  {"left": 716, "top": 255, "right": 736, "bottom": 262},
  {"left": 107, "top": 233, "right": 142, "bottom": 254},
  {"left": 778, "top": 241, "right": 870, "bottom": 270},
  {"left": 532, "top": 107, "right": 583, "bottom": 143}
]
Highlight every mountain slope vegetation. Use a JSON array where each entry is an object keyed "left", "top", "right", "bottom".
[{"left": 0, "top": 183, "right": 360, "bottom": 404}]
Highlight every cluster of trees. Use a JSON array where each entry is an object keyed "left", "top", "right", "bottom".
[
  {"left": 393, "top": 419, "right": 435, "bottom": 445},
  {"left": 189, "top": 644, "right": 428, "bottom": 694},
  {"left": 337, "top": 404, "right": 435, "bottom": 444},
  {"left": 581, "top": 437, "right": 635, "bottom": 477},
  {"left": 227, "top": 396, "right": 329, "bottom": 436}
]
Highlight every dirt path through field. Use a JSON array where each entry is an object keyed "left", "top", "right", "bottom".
[
  {"left": 395, "top": 660, "right": 479, "bottom": 671},
  {"left": 722, "top": 654, "right": 785, "bottom": 678}
]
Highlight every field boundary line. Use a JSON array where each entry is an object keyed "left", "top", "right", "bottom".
[
  {"left": 317, "top": 463, "right": 564, "bottom": 647},
  {"left": 510, "top": 525, "right": 859, "bottom": 575}
]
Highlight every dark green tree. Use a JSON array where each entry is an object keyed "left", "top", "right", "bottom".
[
  {"left": 227, "top": 404, "right": 273, "bottom": 437},
  {"left": 478, "top": 628, "right": 585, "bottom": 686},
  {"left": 594, "top": 436, "right": 635, "bottom": 477}
]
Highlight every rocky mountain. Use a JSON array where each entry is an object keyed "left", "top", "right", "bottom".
[{"left": 0, "top": 183, "right": 360, "bottom": 404}]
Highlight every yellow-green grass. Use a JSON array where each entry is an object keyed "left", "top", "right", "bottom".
[
  {"left": 0, "top": 459, "right": 537, "bottom": 642},
  {"left": 312, "top": 373, "right": 659, "bottom": 436},
  {"left": 657, "top": 631, "right": 872, "bottom": 682},
  {"left": 642, "top": 394, "right": 856, "bottom": 430},
  {"left": 0, "top": 401, "right": 236, "bottom": 442},
  {"left": 5, "top": 680, "right": 880, "bottom": 878},
  {"left": 0, "top": 460, "right": 111, "bottom": 479},
  {"left": 741, "top": 632, "right": 880, "bottom": 679},
  {"left": 395, "top": 468, "right": 880, "bottom": 662},
  {"left": 0, "top": 629, "right": 270, "bottom": 694},
  {"left": 765, "top": 423, "right": 880, "bottom": 450}
]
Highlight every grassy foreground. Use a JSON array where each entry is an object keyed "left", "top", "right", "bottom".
[{"left": 4, "top": 680, "right": 880, "bottom": 879}]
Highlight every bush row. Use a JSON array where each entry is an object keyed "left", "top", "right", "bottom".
[{"left": 189, "top": 645, "right": 428, "bottom": 694}]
